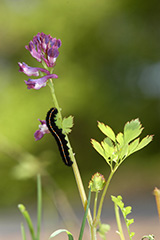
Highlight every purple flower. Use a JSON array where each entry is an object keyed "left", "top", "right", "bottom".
[
  {"left": 34, "top": 119, "right": 50, "bottom": 141},
  {"left": 25, "top": 32, "right": 61, "bottom": 67},
  {"left": 24, "top": 74, "right": 58, "bottom": 90},
  {"left": 18, "top": 62, "right": 50, "bottom": 76}
]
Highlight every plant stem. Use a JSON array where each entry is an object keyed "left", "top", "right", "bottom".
[
  {"left": 18, "top": 204, "right": 36, "bottom": 240},
  {"left": 114, "top": 203, "right": 125, "bottom": 240},
  {"left": 48, "top": 80, "right": 93, "bottom": 231},
  {"left": 91, "top": 225, "right": 97, "bottom": 240},
  {"left": 37, "top": 174, "right": 42, "bottom": 240},
  {"left": 95, "top": 170, "right": 115, "bottom": 227},
  {"left": 21, "top": 223, "right": 27, "bottom": 240},
  {"left": 153, "top": 187, "right": 160, "bottom": 221},
  {"left": 93, "top": 192, "right": 98, "bottom": 220}
]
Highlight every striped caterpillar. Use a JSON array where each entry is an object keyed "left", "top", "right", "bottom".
[{"left": 46, "top": 108, "right": 73, "bottom": 167}]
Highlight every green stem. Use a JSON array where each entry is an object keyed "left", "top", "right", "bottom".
[
  {"left": 91, "top": 225, "right": 97, "bottom": 240},
  {"left": 21, "top": 223, "right": 27, "bottom": 240},
  {"left": 47, "top": 80, "right": 93, "bottom": 231},
  {"left": 18, "top": 204, "right": 36, "bottom": 240},
  {"left": 93, "top": 192, "right": 98, "bottom": 220},
  {"left": 37, "top": 174, "right": 42, "bottom": 240},
  {"left": 48, "top": 80, "right": 60, "bottom": 111},
  {"left": 114, "top": 203, "right": 125, "bottom": 240},
  {"left": 95, "top": 170, "right": 115, "bottom": 227}
]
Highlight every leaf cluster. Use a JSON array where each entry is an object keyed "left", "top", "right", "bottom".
[
  {"left": 91, "top": 119, "right": 153, "bottom": 170},
  {"left": 111, "top": 195, "right": 135, "bottom": 239}
]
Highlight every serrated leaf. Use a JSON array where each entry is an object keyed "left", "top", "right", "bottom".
[
  {"left": 128, "top": 138, "right": 139, "bottom": 156},
  {"left": 98, "top": 121, "right": 116, "bottom": 142},
  {"left": 127, "top": 219, "right": 134, "bottom": 226},
  {"left": 134, "top": 135, "right": 153, "bottom": 152},
  {"left": 119, "top": 144, "right": 128, "bottom": 160},
  {"left": 124, "top": 206, "right": 132, "bottom": 216},
  {"left": 102, "top": 137, "right": 115, "bottom": 156},
  {"left": 62, "top": 116, "right": 74, "bottom": 134},
  {"left": 123, "top": 119, "right": 143, "bottom": 144},
  {"left": 112, "top": 195, "right": 135, "bottom": 240},
  {"left": 91, "top": 139, "right": 106, "bottom": 159},
  {"left": 116, "top": 132, "right": 124, "bottom": 146},
  {"left": 111, "top": 195, "right": 124, "bottom": 209}
]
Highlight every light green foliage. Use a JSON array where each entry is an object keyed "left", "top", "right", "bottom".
[
  {"left": 123, "top": 119, "right": 143, "bottom": 144},
  {"left": 98, "top": 122, "right": 116, "bottom": 142},
  {"left": 111, "top": 195, "right": 135, "bottom": 240},
  {"left": 55, "top": 114, "right": 74, "bottom": 134},
  {"left": 97, "top": 223, "right": 110, "bottom": 239},
  {"left": 141, "top": 235, "right": 155, "bottom": 240},
  {"left": 91, "top": 119, "right": 153, "bottom": 169},
  {"left": 62, "top": 115, "right": 74, "bottom": 134},
  {"left": 49, "top": 229, "right": 74, "bottom": 240}
]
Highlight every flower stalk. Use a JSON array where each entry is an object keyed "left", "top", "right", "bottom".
[{"left": 48, "top": 78, "right": 93, "bottom": 229}]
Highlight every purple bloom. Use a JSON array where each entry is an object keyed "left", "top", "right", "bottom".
[
  {"left": 25, "top": 32, "right": 61, "bottom": 67},
  {"left": 24, "top": 74, "right": 58, "bottom": 90},
  {"left": 25, "top": 41, "right": 42, "bottom": 62},
  {"left": 34, "top": 119, "right": 50, "bottom": 141},
  {"left": 18, "top": 62, "right": 50, "bottom": 76}
]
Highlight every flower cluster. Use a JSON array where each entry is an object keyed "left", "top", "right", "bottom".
[
  {"left": 18, "top": 32, "right": 61, "bottom": 90},
  {"left": 18, "top": 32, "right": 62, "bottom": 139}
]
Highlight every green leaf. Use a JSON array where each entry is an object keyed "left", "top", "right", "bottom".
[
  {"left": 62, "top": 115, "right": 74, "bottom": 134},
  {"left": 97, "top": 223, "right": 110, "bottom": 238},
  {"left": 128, "top": 138, "right": 139, "bottom": 155},
  {"left": 111, "top": 195, "right": 124, "bottom": 209},
  {"left": 116, "top": 132, "right": 124, "bottom": 147},
  {"left": 98, "top": 121, "right": 116, "bottom": 142},
  {"left": 49, "top": 229, "right": 74, "bottom": 240},
  {"left": 123, "top": 206, "right": 132, "bottom": 216},
  {"left": 135, "top": 135, "right": 153, "bottom": 152},
  {"left": 101, "top": 137, "right": 115, "bottom": 156},
  {"left": 119, "top": 144, "right": 128, "bottom": 160},
  {"left": 141, "top": 235, "right": 155, "bottom": 240},
  {"left": 111, "top": 195, "right": 135, "bottom": 240},
  {"left": 127, "top": 219, "right": 134, "bottom": 226},
  {"left": 91, "top": 139, "right": 106, "bottom": 159},
  {"left": 123, "top": 119, "right": 143, "bottom": 144},
  {"left": 130, "top": 232, "right": 135, "bottom": 237}
]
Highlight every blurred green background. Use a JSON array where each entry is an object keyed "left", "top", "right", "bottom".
[{"left": 0, "top": 0, "right": 160, "bottom": 215}]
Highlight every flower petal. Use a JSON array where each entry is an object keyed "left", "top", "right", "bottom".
[
  {"left": 18, "top": 62, "right": 50, "bottom": 76},
  {"left": 24, "top": 74, "right": 58, "bottom": 90},
  {"left": 34, "top": 119, "right": 50, "bottom": 140}
]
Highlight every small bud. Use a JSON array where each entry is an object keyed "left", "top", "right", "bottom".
[
  {"left": 88, "top": 172, "right": 106, "bottom": 192},
  {"left": 97, "top": 223, "right": 110, "bottom": 238}
]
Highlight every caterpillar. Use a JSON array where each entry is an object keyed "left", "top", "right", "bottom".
[{"left": 46, "top": 108, "right": 73, "bottom": 167}]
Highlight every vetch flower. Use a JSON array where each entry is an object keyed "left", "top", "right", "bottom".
[
  {"left": 18, "top": 62, "right": 50, "bottom": 76},
  {"left": 25, "top": 32, "right": 61, "bottom": 67},
  {"left": 34, "top": 119, "right": 50, "bottom": 141},
  {"left": 24, "top": 74, "right": 58, "bottom": 90},
  {"left": 88, "top": 172, "right": 106, "bottom": 192}
]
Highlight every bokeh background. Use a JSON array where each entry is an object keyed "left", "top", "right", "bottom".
[{"left": 0, "top": 0, "right": 160, "bottom": 238}]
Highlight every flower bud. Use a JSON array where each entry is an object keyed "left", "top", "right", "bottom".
[{"left": 88, "top": 172, "right": 106, "bottom": 192}]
